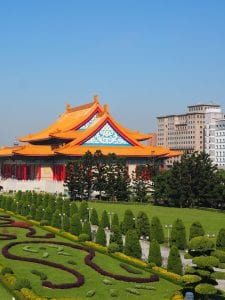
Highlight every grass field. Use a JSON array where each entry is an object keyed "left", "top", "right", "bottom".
[
  {"left": 89, "top": 202, "right": 225, "bottom": 239},
  {"left": 0, "top": 282, "right": 13, "bottom": 300},
  {"left": 0, "top": 215, "right": 179, "bottom": 300}
]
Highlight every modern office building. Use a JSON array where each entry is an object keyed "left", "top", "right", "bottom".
[{"left": 215, "top": 119, "right": 225, "bottom": 169}]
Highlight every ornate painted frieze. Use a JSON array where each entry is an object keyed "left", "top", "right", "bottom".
[
  {"left": 78, "top": 114, "right": 97, "bottom": 130},
  {"left": 83, "top": 122, "right": 131, "bottom": 146}
]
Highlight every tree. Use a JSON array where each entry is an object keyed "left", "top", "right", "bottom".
[
  {"left": 82, "top": 221, "right": 92, "bottom": 240},
  {"left": 170, "top": 219, "right": 187, "bottom": 250},
  {"left": 69, "top": 202, "right": 78, "bottom": 217},
  {"left": 62, "top": 198, "right": 70, "bottom": 216},
  {"left": 216, "top": 228, "right": 225, "bottom": 251},
  {"left": 132, "top": 165, "right": 151, "bottom": 202},
  {"left": 167, "top": 245, "right": 183, "bottom": 275},
  {"left": 122, "top": 209, "right": 135, "bottom": 234},
  {"left": 189, "top": 221, "right": 205, "bottom": 240},
  {"left": 92, "top": 150, "right": 107, "bottom": 200},
  {"left": 100, "top": 210, "right": 110, "bottom": 228},
  {"left": 153, "top": 152, "right": 219, "bottom": 208},
  {"left": 150, "top": 216, "right": 164, "bottom": 244},
  {"left": 65, "top": 161, "right": 86, "bottom": 200},
  {"left": 51, "top": 210, "right": 61, "bottom": 228},
  {"left": 96, "top": 226, "right": 106, "bottom": 246},
  {"left": 109, "top": 225, "right": 123, "bottom": 252},
  {"left": 136, "top": 211, "right": 150, "bottom": 238},
  {"left": 82, "top": 151, "right": 94, "bottom": 199},
  {"left": 111, "top": 213, "right": 119, "bottom": 229},
  {"left": 124, "top": 229, "right": 141, "bottom": 259},
  {"left": 79, "top": 200, "right": 89, "bottom": 221},
  {"left": 148, "top": 239, "right": 162, "bottom": 266},
  {"left": 70, "top": 213, "right": 82, "bottom": 236},
  {"left": 35, "top": 206, "right": 44, "bottom": 221},
  {"left": 90, "top": 208, "right": 99, "bottom": 225},
  {"left": 43, "top": 207, "right": 52, "bottom": 224},
  {"left": 62, "top": 214, "right": 70, "bottom": 232}
]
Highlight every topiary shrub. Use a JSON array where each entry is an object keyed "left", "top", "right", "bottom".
[
  {"left": 31, "top": 269, "right": 47, "bottom": 280},
  {"left": 148, "top": 239, "right": 162, "bottom": 267},
  {"left": 188, "top": 236, "right": 215, "bottom": 256},
  {"left": 126, "top": 288, "right": 140, "bottom": 295},
  {"left": 79, "top": 233, "right": 90, "bottom": 242},
  {"left": 167, "top": 245, "right": 183, "bottom": 275},
  {"left": 82, "top": 221, "right": 92, "bottom": 240},
  {"left": 14, "top": 278, "right": 32, "bottom": 290},
  {"left": 96, "top": 226, "right": 106, "bottom": 246},
  {"left": 136, "top": 211, "right": 150, "bottom": 238},
  {"left": 195, "top": 283, "right": 217, "bottom": 296},
  {"left": 150, "top": 216, "right": 164, "bottom": 244},
  {"left": 211, "top": 249, "right": 225, "bottom": 263},
  {"left": 189, "top": 221, "right": 205, "bottom": 240},
  {"left": 192, "top": 256, "right": 219, "bottom": 269},
  {"left": 122, "top": 210, "right": 135, "bottom": 234},
  {"left": 40, "top": 220, "right": 49, "bottom": 226},
  {"left": 171, "top": 219, "right": 187, "bottom": 250},
  {"left": 108, "top": 242, "right": 120, "bottom": 253},
  {"left": 109, "top": 225, "right": 123, "bottom": 252},
  {"left": 182, "top": 274, "right": 201, "bottom": 284},
  {"left": 134, "top": 284, "right": 156, "bottom": 290},
  {"left": 1, "top": 267, "right": 13, "bottom": 275},
  {"left": 67, "top": 260, "right": 77, "bottom": 265},
  {"left": 110, "top": 289, "right": 119, "bottom": 297},
  {"left": 124, "top": 229, "right": 141, "bottom": 259},
  {"left": 103, "top": 278, "right": 113, "bottom": 285},
  {"left": 101, "top": 210, "right": 110, "bottom": 228},
  {"left": 216, "top": 228, "right": 225, "bottom": 251},
  {"left": 218, "top": 262, "right": 225, "bottom": 269},
  {"left": 119, "top": 263, "right": 143, "bottom": 274},
  {"left": 86, "top": 290, "right": 96, "bottom": 297},
  {"left": 90, "top": 208, "right": 99, "bottom": 226}
]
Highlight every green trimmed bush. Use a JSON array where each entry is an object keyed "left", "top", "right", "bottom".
[
  {"left": 62, "top": 214, "right": 70, "bottom": 232},
  {"left": 96, "top": 226, "right": 107, "bottom": 246},
  {"left": 192, "top": 256, "right": 219, "bottom": 268},
  {"left": 148, "top": 239, "right": 162, "bottom": 267},
  {"left": 189, "top": 221, "right": 205, "bottom": 240},
  {"left": 111, "top": 213, "right": 119, "bottom": 229},
  {"left": 69, "top": 201, "right": 78, "bottom": 217},
  {"left": 90, "top": 208, "right": 99, "bottom": 225},
  {"left": 195, "top": 283, "right": 217, "bottom": 295},
  {"left": 136, "top": 211, "right": 150, "bottom": 238},
  {"left": 110, "top": 289, "right": 119, "bottom": 297},
  {"left": 126, "top": 288, "right": 140, "bottom": 295},
  {"left": 119, "top": 263, "right": 143, "bottom": 274},
  {"left": 109, "top": 225, "right": 123, "bottom": 252},
  {"left": 167, "top": 245, "right": 183, "bottom": 275},
  {"left": 51, "top": 209, "right": 61, "bottom": 228},
  {"left": 108, "top": 242, "right": 120, "bottom": 253},
  {"left": 124, "top": 229, "right": 141, "bottom": 259},
  {"left": 122, "top": 209, "right": 135, "bottom": 234},
  {"left": 1, "top": 267, "right": 13, "bottom": 275},
  {"left": 216, "top": 228, "right": 225, "bottom": 251},
  {"left": 150, "top": 216, "right": 164, "bottom": 244},
  {"left": 211, "top": 249, "right": 225, "bottom": 263},
  {"left": 86, "top": 290, "right": 96, "bottom": 297},
  {"left": 40, "top": 220, "right": 49, "bottom": 226},
  {"left": 171, "top": 219, "right": 187, "bottom": 250},
  {"left": 182, "top": 274, "right": 201, "bottom": 284},
  {"left": 70, "top": 213, "right": 82, "bottom": 235},
  {"left": 79, "top": 200, "right": 88, "bottom": 220},
  {"left": 82, "top": 221, "right": 91, "bottom": 240},
  {"left": 103, "top": 278, "right": 112, "bottom": 285},
  {"left": 14, "top": 278, "right": 32, "bottom": 290},
  {"left": 101, "top": 210, "right": 110, "bottom": 228},
  {"left": 134, "top": 284, "right": 156, "bottom": 290},
  {"left": 78, "top": 233, "right": 90, "bottom": 242},
  {"left": 31, "top": 270, "right": 47, "bottom": 280},
  {"left": 188, "top": 236, "right": 215, "bottom": 256}
]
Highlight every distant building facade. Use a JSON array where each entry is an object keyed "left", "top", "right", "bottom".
[
  {"left": 215, "top": 119, "right": 225, "bottom": 169},
  {"left": 157, "top": 103, "right": 225, "bottom": 167}
]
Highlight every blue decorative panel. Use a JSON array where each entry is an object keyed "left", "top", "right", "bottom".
[
  {"left": 83, "top": 123, "right": 131, "bottom": 146},
  {"left": 78, "top": 114, "right": 97, "bottom": 130}
]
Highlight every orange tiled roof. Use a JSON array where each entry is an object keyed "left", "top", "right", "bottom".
[
  {"left": 0, "top": 146, "right": 22, "bottom": 157},
  {"left": 19, "top": 96, "right": 103, "bottom": 143},
  {"left": 13, "top": 145, "right": 55, "bottom": 156}
]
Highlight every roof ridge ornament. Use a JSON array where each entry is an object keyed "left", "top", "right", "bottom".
[
  {"left": 66, "top": 103, "right": 71, "bottom": 112},
  {"left": 104, "top": 104, "right": 109, "bottom": 114},
  {"left": 93, "top": 95, "right": 99, "bottom": 103}
]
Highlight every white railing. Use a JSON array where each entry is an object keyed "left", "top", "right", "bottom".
[{"left": 0, "top": 178, "right": 65, "bottom": 194}]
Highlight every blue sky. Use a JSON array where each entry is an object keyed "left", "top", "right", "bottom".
[{"left": 0, "top": 0, "right": 225, "bottom": 145}]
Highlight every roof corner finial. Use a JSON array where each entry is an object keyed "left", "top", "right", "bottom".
[
  {"left": 94, "top": 95, "right": 99, "bottom": 103},
  {"left": 104, "top": 104, "right": 109, "bottom": 114},
  {"left": 66, "top": 103, "right": 71, "bottom": 112}
]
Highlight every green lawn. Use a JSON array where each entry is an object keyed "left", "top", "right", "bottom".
[
  {"left": 89, "top": 202, "right": 225, "bottom": 238},
  {"left": 0, "top": 282, "right": 13, "bottom": 300},
  {"left": 0, "top": 216, "right": 179, "bottom": 300}
]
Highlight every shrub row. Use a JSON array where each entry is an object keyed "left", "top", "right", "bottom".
[
  {"left": 152, "top": 266, "right": 183, "bottom": 285},
  {"left": 119, "top": 263, "right": 143, "bottom": 274}
]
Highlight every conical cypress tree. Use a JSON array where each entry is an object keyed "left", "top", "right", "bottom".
[
  {"left": 123, "top": 209, "right": 135, "bottom": 234},
  {"left": 35, "top": 206, "right": 44, "bottom": 221},
  {"left": 90, "top": 208, "right": 99, "bottom": 225},
  {"left": 61, "top": 214, "right": 69, "bottom": 231},
  {"left": 48, "top": 198, "right": 56, "bottom": 212},
  {"left": 170, "top": 219, "right": 187, "bottom": 250},
  {"left": 79, "top": 200, "right": 89, "bottom": 220},
  {"left": 167, "top": 245, "right": 183, "bottom": 275},
  {"left": 82, "top": 221, "right": 92, "bottom": 240},
  {"left": 62, "top": 199, "right": 70, "bottom": 216},
  {"left": 69, "top": 202, "right": 78, "bottom": 217},
  {"left": 216, "top": 228, "right": 225, "bottom": 250},
  {"left": 150, "top": 216, "right": 164, "bottom": 244},
  {"left": 110, "top": 225, "right": 123, "bottom": 252},
  {"left": 43, "top": 207, "right": 52, "bottom": 224},
  {"left": 51, "top": 210, "right": 62, "bottom": 228},
  {"left": 101, "top": 210, "right": 110, "bottom": 228},
  {"left": 96, "top": 226, "right": 106, "bottom": 246},
  {"left": 148, "top": 239, "right": 162, "bottom": 266},
  {"left": 70, "top": 213, "right": 82, "bottom": 236},
  {"left": 111, "top": 213, "right": 119, "bottom": 229},
  {"left": 124, "top": 229, "right": 141, "bottom": 259},
  {"left": 189, "top": 221, "right": 205, "bottom": 240},
  {"left": 30, "top": 204, "right": 36, "bottom": 219},
  {"left": 136, "top": 211, "right": 150, "bottom": 238},
  {"left": 56, "top": 197, "right": 63, "bottom": 212}
]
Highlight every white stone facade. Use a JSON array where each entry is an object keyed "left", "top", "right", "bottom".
[{"left": 215, "top": 119, "right": 225, "bottom": 169}]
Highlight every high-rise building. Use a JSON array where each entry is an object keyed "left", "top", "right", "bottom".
[
  {"left": 157, "top": 104, "right": 224, "bottom": 156},
  {"left": 215, "top": 119, "right": 225, "bottom": 169}
]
